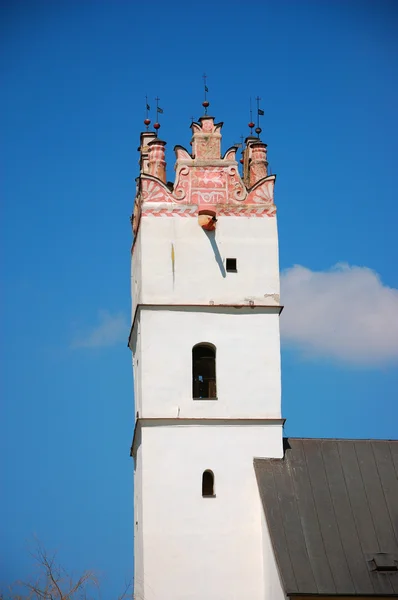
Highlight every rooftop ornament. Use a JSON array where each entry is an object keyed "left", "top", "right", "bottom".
[
  {"left": 202, "top": 73, "right": 209, "bottom": 114},
  {"left": 154, "top": 96, "right": 164, "bottom": 133},
  {"left": 144, "top": 95, "right": 151, "bottom": 130}
]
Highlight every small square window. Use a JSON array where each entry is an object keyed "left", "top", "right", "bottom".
[{"left": 226, "top": 258, "right": 237, "bottom": 272}]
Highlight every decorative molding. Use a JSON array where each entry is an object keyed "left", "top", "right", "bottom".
[
  {"left": 141, "top": 206, "right": 276, "bottom": 218},
  {"left": 142, "top": 206, "right": 197, "bottom": 217},
  {"left": 130, "top": 417, "right": 285, "bottom": 457},
  {"left": 132, "top": 115, "right": 278, "bottom": 234},
  {"left": 128, "top": 304, "right": 284, "bottom": 350}
]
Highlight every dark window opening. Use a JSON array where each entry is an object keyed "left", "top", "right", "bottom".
[
  {"left": 202, "top": 470, "right": 215, "bottom": 497},
  {"left": 226, "top": 258, "right": 237, "bottom": 272},
  {"left": 192, "top": 343, "right": 217, "bottom": 399}
]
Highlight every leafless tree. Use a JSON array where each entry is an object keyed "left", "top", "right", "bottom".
[{"left": 1, "top": 543, "right": 133, "bottom": 600}]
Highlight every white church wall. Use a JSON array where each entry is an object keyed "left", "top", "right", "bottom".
[
  {"left": 136, "top": 215, "right": 280, "bottom": 308},
  {"left": 133, "top": 438, "right": 144, "bottom": 600},
  {"left": 131, "top": 225, "right": 142, "bottom": 314},
  {"left": 137, "top": 307, "right": 281, "bottom": 419},
  {"left": 131, "top": 115, "right": 284, "bottom": 600},
  {"left": 138, "top": 423, "right": 283, "bottom": 600},
  {"left": 130, "top": 315, "right": 142, "bottom": 416}
]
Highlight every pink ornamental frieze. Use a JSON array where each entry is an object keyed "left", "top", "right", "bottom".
[
  {"left": 226, "top": 166, "right": 247, "bottom": 201},
  {"left": 191, "top": 168, "right": 224, "bottom": 189},
  {"left": 195, "top": 137, "right": 220, "bottom": 160},
  {"left": 223, "top": 147, "right": 238, "bottom": 161},
  {"left": 174, "top": 146, "right": 192, "bottom": 161},
  {"left": 140, "top": 178, "right": 169, "bottom": 203},
  {"left": 200, "top": 119, "right": 214, "bottom": 133},
  {"left": 191, "top": 118, "right": 222, "bottom": 160},
  {"left": 247, "top": 176, "right": 275, "bottom": 205},
  {"left": 173, "top": 165, "right": 247, "bottom": 205},
  {"left": 138, "top": 171, "right": 274, "bottom": 208},
  {"left": 173, "top": 166, "right": 190, "bottom": 201},
  {"left": 192, "top": 190, "right": 227, "bottom": 205},
  {"left": 141, "top": 206, "right": 276, "bottom": 218},
  {"left": 191, "top": 168, "right": 226, "bottom": 205}
]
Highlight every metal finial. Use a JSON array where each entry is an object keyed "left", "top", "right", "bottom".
[
  {"left": 256, "top": 96, "right": 263, "bottom": 138},
  {"left": 144, "top": 95, "right": 151, "bottom": 130},
  {"left": 248, "top": 97, "right": 255, "bottom": 134},
  {"left": 202, "top": 73, "right": 209, "bottom": 114},
  {"left": 154, "top": 96, "right": 164, "bottom": 134},
  {"left": 239, "top": 134, "right": 244, "bottom": 168}
]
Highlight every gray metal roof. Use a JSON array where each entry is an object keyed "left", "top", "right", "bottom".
[{"left": 254, "top": 438, "right": 398, "bottom": 596}]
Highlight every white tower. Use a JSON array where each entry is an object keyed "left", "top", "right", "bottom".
[{"left": 129, "top": 112, "right": 284, "bottom": 600}]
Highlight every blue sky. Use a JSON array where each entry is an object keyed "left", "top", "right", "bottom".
[{"left": 1, "top": 0, "right": 398, "bottom": 596}]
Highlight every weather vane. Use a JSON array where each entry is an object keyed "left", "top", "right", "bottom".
[
  {"left": 240, "top": 134, "right": 245, "bottom": 165},
  {"left": 154, "top": 97, "right": 164, "bottom": 134},
  {"left": 234, "top": 135, "right": 245, "bottom": 172},
  {"left": 248, "top": 97, "right": 255, "bottom": 135},
  {"left": 202, "top": 73, "right": 209, "bottom": 115},
  {"left": 256, "top": 96, "right": 264, "bottom": 138},
  {"left": 144, "top": 95, "right": 151, "bottom": 130}
]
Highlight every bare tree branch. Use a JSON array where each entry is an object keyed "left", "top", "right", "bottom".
[
  {"left": 116, "top": 580, "right": 133, "bottom": 600},
  {"left": 1, "top": 542, "right": 133, "bottom": 600},
  {"left": 64, "top": 571, "right": 97, "bottom": 600}
]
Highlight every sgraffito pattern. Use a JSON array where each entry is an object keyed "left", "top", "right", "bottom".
[{"left": 132, "top": 116, "right": 276, "bottom": 234}]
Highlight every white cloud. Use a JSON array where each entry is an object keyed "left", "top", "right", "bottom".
[
  {"left": 280, "top": 264, "right": 398, "bottom": 365},
  {"left": 72, "top": 310, "right": 128, "bottom": 349}
]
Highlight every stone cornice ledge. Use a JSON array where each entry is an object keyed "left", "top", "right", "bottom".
[
  {"left": 130, "top": 417, "right": 286, "bottom": 457},
  {"left": 128, "top": 303, "right": 284, "bottom": 350}
]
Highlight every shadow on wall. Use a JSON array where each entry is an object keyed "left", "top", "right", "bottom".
[{"left": 205, "top": 231, "right": 226, "bottom": 278}]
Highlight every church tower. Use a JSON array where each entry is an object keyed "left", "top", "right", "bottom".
[{"left": 129, "top": 105, "right": 284, "bottom": 600}]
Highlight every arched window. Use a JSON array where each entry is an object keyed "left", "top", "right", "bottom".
[
  {"left": 192, "top": 343, "right": 217, "bottom": 399},
  {"left": 202, "top": 470, "right": 215, "bottom": 497}
]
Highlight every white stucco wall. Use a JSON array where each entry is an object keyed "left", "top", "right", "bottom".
[
  {"left": 131, "top": 202, "right": 283, "bottom": 600},
  {"left": 131, "top": 314, "right": 142, "bottom": 416},
  {"left": 135, "top": 307, "right": 281, "bottom": 419},
  {"left": 131, "top": 215, "right": 280, "bottom": 313},
  {"left": 133, "top": 437, "right": 144, "bottom": 600},
  {"left": 131, "top": 224, "right": 142, "bottom": 313},
  {"left": 135, "top": 422, "right": 283, "bottom": 600}
]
